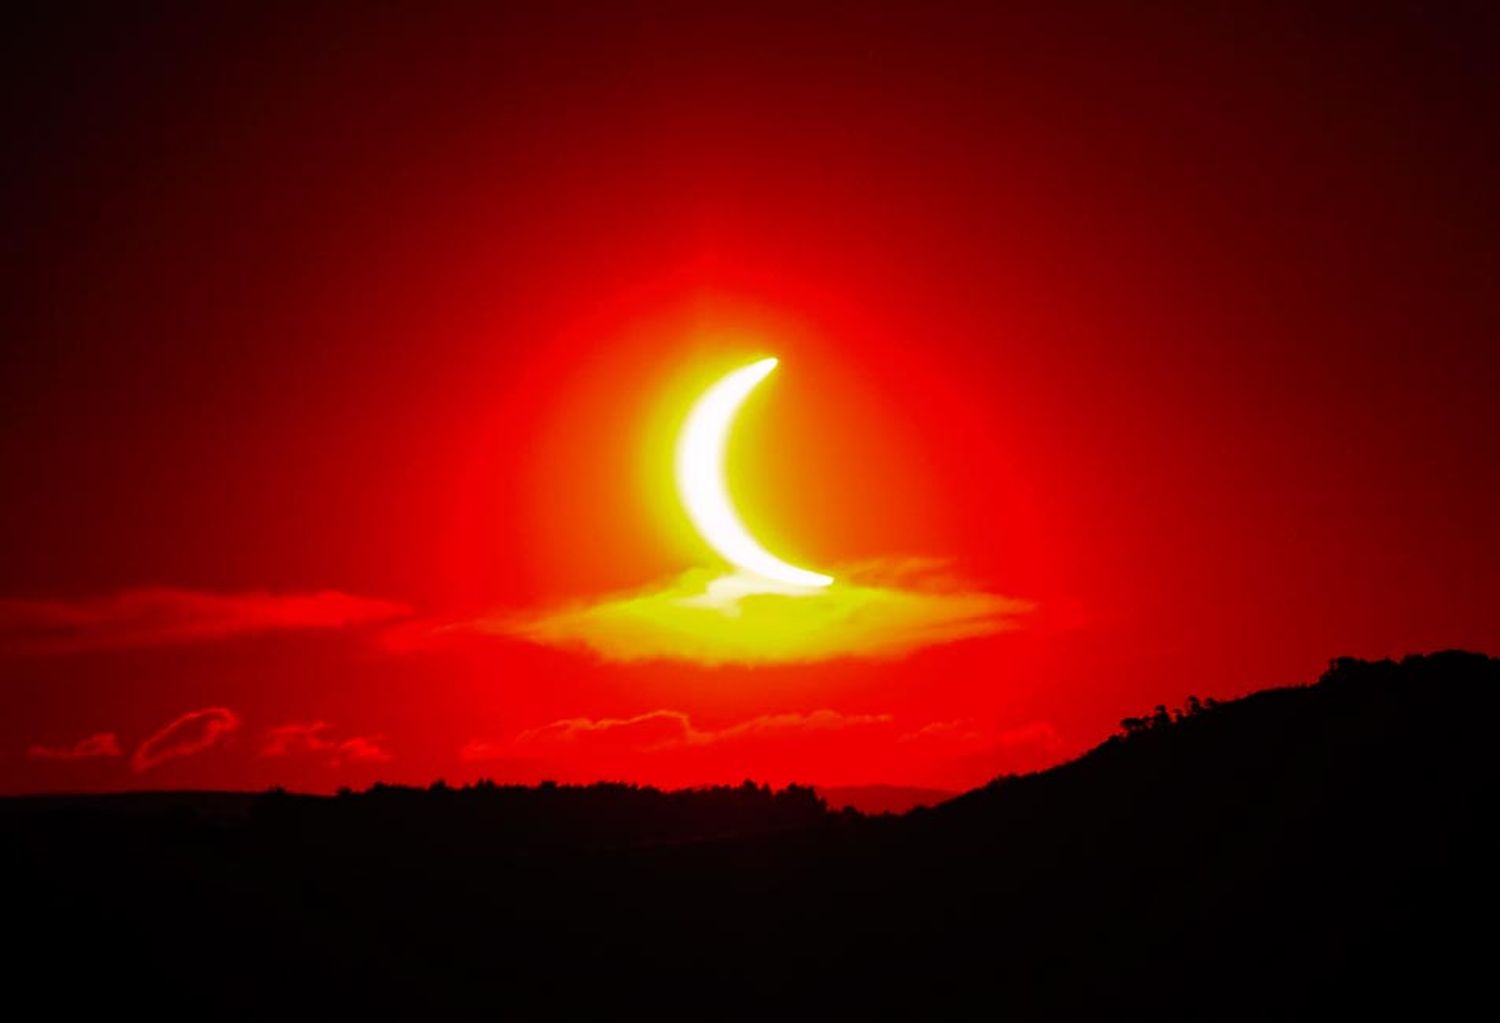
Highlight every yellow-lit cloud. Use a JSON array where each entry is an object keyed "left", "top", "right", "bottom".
[{"left": 483, "top": 560, "right": 1030, "bottom": 665}]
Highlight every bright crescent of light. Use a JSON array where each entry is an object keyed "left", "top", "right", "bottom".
[{"left": 675, "top": 358, "right": 833, "bottom": 588}]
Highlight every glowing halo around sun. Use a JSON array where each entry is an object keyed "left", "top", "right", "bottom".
[
  {"left": 488, "top": 355, "right": 1030, "bottom": 663},
  {"left": 674, "top": 357, "right": 834, "bottom": 588}
]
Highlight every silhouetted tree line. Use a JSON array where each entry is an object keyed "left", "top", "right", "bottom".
[
  {"left": 253, "top": 777, "right": 830, "bottom": 848},
  {"left": 1119, "top": 693, "right": 1222, "bottom": 735},
  {"left": 4, "top": 650, "right": 1496, "bottom": 1020}
]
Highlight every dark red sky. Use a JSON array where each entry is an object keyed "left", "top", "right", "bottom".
[{"left": 4, "top": 2, "right": 1497, "bottom": 794}]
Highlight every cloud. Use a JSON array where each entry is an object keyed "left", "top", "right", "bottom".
[
  {"left": 464, "top": 708, "right": 894, "bottom": 760},
  {"left": 130, "top": 707, "right": 240, "bottom": 772},
  {"left": 528, "top": 708, "right": 878, "bottom": 749},
  {"left": 473, "top": 560, "right": 1030, "bottom": 665},
  {"left": 27, "top": 732, "right": 123, "bottom": 761},
  {"left": 464, "top": 709, "right": 1069, "bottom": 789},
  {"left": 514, "top": 710, "right": 696, "bottom": 752},
  {"left": 260, "top": 722, "right": 392, "bottom": 766},
  {"left": 458, "top": 739, "right": 518, "bottom": 763},
  {"left": 901, "top": 717, "right": 1067, "bottom": 777},
  {"left": 0, "top": 587, "right": 412, "bottom": 654},
  {"left": 993, "top": 721, "right": 1065, "bottom": 751}
]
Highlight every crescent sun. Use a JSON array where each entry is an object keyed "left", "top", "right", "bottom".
[{"left": 675, "top": 357, "right": 834, "bottom": 588}]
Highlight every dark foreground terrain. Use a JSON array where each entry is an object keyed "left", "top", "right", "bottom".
[{"left": 5, "top": 652, "right": 1496, "bottom": 1018}]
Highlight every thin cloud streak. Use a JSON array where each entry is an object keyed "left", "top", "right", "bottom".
[
  {"left": 509, "top": 708, "right": 894, "bottom": 753},
  {"left": 461, "top": 709, "right": 1067, "bottom": 789},
  {"left": 0, "top": 587, "right": 412, "bottom": 654},
  {"left": 27, "top": 732, "right": 123, "bottom": 761}
]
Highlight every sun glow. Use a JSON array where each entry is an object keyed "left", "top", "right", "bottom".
[{"left": 674, "top": 358, "right": 834, "bottom": 588}]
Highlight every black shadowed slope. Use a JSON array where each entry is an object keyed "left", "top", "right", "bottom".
[{"left": 5, "top": 652, "right": 1496, "bottom": 1018}]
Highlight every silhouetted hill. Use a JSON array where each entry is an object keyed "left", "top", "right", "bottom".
[
  {"left": 4, "top": 651, "right": 1496, "bottom": 1019},
  {"left": 816, "top": 783, "right": 955, "bottom": 814}
]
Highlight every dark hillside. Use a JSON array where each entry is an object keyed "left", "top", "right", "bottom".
[{"left": 5, "top": 652, "right": 1495, "bottom": 1018}]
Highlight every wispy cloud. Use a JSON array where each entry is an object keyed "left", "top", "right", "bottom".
[
  {"left": 27, "top": 732, "right": 122, "bottom": 761},
  {"left": 463, "top": 708, "right": 893, "bottom": 763},
  {"left": 512, "top": 708, "right": 893, "bottom": 752},
  {"left": 458, "top": 739, "right": 518, "bottom": 763},
  {"left": 0, "top": 587, "right": 412, "bottom": 654},
  {"left": 900, "top": 717, "right": 1067, "bottom": 777},
  {"left": 130, "top": 707, "right": 240, "bottom": 772},
  {"left": 260, "top": 722, "right": 392, "bottom": 765},
  {"left": 469, "top": 560, "right": 1029, "bottom": 665},
  {"left": 463, "top": 709, "right": 1070, "bottom": 789}
]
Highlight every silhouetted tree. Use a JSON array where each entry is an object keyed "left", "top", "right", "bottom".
[{"left": 8, "top": 651, "right": 1496, "bottom": 1020}]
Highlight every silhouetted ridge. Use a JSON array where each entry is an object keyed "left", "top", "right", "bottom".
[
  {"left": 255, "top": 778, "right": 828, "bottom": 848},
  {"left": 816, "top": 783, "right": 956, "bottom": 814},
  {"left": 4, "top": 651, "right": 1496, "bottom": 1019},
  {"left": 940, "top": 648, "right": 1495, "bottom": 820}
]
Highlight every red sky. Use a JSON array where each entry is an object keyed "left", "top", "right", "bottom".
[{"left": 4, "top": 3, "right": 1497, "bottom": 794}]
